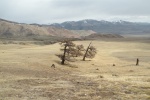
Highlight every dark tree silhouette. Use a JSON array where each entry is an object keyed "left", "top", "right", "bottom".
[
  {"left": 83, "top": 42, "right": 97, "bottom": 61},
  {"left": 58, "top": 40, "right": 76, "bottom": 65},
  {"left": 136, "top": 58, "right": 139, "bottom": 66},
  {"left": 57, "top": 40, "right": 97, "bottom": 64}
]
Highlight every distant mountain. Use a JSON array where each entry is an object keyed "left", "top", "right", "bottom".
[{"left": 51, "top": 19, "right": 150, "bottom": 35}]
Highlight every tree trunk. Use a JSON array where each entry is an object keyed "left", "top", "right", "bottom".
[
  {"left": 61, "top": 56, "right": 65, "bottom": 65},
  {"left": 61, "top": 45, "right": 67, "bottom": 65},
  {"left": 83, "top": 42, "right": 92, "bottom": 61},
  {"left": 136, "top": 58, "right": 139, "bottom": 66}
]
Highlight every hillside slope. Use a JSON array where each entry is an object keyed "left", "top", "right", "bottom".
[
  {"left": 0, "top": 19, "right": 78, "bottom": 38},
  {"left": 84, "top": 34, "right": 124, "bottom": 39}
]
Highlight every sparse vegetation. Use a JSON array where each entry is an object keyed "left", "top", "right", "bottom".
[{"left": 58, "top": 40, "right": 97, "bottom": 65}]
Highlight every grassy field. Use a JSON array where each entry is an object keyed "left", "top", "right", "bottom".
[{"left": 0, "top": 39, "right": 150, "bottom": 100}]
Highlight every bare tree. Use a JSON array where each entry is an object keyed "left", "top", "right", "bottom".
[{"left": 83, "top": 42, "right": 97, "bottom": 61}]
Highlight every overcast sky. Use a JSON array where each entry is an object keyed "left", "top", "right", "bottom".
[{"left": 0, "top": 0, "right": 150, "bottom": 24}]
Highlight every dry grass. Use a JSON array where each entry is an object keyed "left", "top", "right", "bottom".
[{"left": 0, "top": 39, "right": 150, "bottom": 100}]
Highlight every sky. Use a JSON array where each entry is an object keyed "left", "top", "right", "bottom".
[{"left": 0, "top": 0, "right": 150, "bottom": 24}]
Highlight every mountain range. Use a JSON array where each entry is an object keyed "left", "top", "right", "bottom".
[
  {"left": 51, "top": 19, "right": 150, "bottom": 35},
  {"left": 0, "top": 18, "right": 150, "bottom": 40}
]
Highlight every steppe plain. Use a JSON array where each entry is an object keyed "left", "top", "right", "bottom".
[{"left": 0, "top": 38, "right": 150, "bottom": 100}]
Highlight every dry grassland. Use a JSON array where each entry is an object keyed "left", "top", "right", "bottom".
[{"left": 0, "top": 40, "right": 150, "bottom": 100}]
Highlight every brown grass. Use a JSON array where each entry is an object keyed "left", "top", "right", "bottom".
[{"left": 0, "top": 40, "right": 150, "bottom": 100}]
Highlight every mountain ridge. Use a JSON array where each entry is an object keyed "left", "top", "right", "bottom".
[
  {"left": 50, "top": 19, "right": 150, "bottom": 35},
  {"left": 1, "top": 18, "right": 149, "bottom": 39}
]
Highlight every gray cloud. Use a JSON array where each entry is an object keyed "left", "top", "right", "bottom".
[{"left": 0, "top": 0, "right": 150, "bottom": 24}]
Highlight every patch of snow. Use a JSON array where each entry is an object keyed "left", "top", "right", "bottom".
[{"left": 84, "top": 20, "right": 87, "bottom": 23}]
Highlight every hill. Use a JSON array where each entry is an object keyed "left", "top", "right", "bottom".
[
  {"left": 0, "top": 18, "right": 79, "bottom": 38},
  {"left": 70, "top": 30, "right": 96, "bottom": 37}
]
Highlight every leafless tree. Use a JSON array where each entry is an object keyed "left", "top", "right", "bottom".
[{"left": 83, "top": 42, "right": 97, "bottom": 61}]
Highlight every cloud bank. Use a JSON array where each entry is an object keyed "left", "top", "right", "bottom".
[{"left": 0, "top": 0, "right": 150, "bottom": 24}]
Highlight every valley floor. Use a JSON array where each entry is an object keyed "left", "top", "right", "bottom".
[{"left": 0, "top": 39, "right": 150, "bottom": 100}]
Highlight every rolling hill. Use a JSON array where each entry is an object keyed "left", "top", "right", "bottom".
[{"left": 0, "top": 18, "right": 79, "bottom": 38}]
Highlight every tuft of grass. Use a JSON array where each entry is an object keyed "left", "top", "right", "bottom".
[
  {"left": 146, "top": 97, "right": 150, "bottom": 100},
  {"left": 97, "top": 75, "right": 104, "bottom": 78}
]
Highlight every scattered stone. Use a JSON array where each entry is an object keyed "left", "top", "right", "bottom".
[
  {"left": 129, "top": 70, "right": 134, "bottom": 72},
  {"left": 112, "top": 74, "right": 118, "bottom": 77},
  {"left": 77, "top": 82, "right": 80, "bottom": 84},
  {"left": 97, "top": 75, "right": 104, "bottom": 78},
  {"left": 51, "top": 64, "right": 55, "bottom": 68},
  {"left": 124, "top": 90, "right": 132, "bottom": 94},
  {"left": 112, "top": 64, "right": 115, "bottom": 66},
  {"left": 96, "top": 68, "right": 99, "bottom": 70}
]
